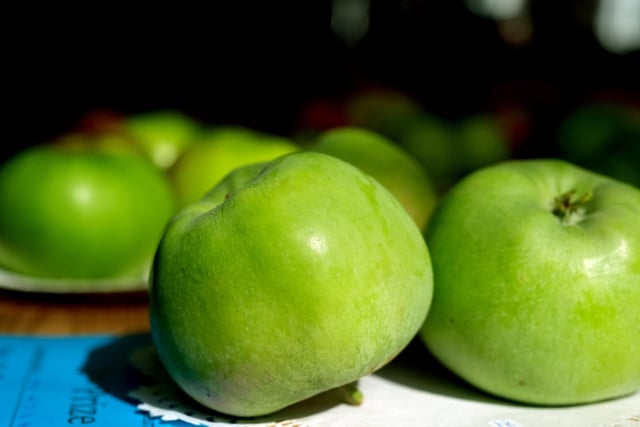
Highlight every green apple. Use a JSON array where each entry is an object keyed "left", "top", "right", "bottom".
[
  {"left": 599, "top": 149, "right": 640, "bottom": 190},
  {"left": 421, "top": 159, "right": 640, "bottom": 405},
  {"left": 393, "top": 113, "right": 458, "bottom": 192},
  {"left": 52, "top": 130, "right": 147, "bottom": 159},
  {"left": 556, "top": 102, "right": 628, "bottom": 165},
  {"left": 150, "top": 152, "right": 433, "bottom": 417},
  {"left": 345, "top": 88, "right": 422, "bottom": 136},
  {"left": 345, "top": 89, "right": 462, "bottom": 192},
  {"left": 124, "top": 110, "right": 203, "bottom": 170},
  {"left": 556, "top": 102, "right": 640, "bottom": 188},
  {"left": 0, "top": 145, "right": 176, "bottom": 280},
  {"left": 168, "top": 126, "right": 299, "bottom": 207},
  {"left": 197, "top": 161, "right": 267, "bottom": 206},
  {"left": 454, "top": 113, "right": 510, "bottom": 173},
  {"left": 63, "top": 109, "right": 151, "bottom": 159},
  {"left": 310, "top": 126, "right": 438, "bottom": 231}
]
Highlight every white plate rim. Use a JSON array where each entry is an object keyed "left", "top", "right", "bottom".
[{"left": 0, "top": 266, "right": 149, "bottom": 294}]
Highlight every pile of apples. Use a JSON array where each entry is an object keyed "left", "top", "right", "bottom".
[
  {"left": 0, "top": 108, "right": 439, "bottom": 283},
  {"left": 296, "top": 87, "right": 521, "bottom": 193},
  {"left": 0, "top": 110, "right": 301, "bottom": 282},
  {"left": 0, "top": 101, "right": 638, "bottom": 418}
]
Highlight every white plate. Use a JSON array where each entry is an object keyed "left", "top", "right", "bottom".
[{"left": 0, "top": 266, "right": 148, "bottom": 294}]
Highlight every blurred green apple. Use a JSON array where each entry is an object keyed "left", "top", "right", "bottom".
[
  {"left": 52, "top": 130, "right": 146, "bottom": 159},
  {"left": 0, "top": 145, "right": 176, "bottom": 280},
  {"left": 62, "top": 109, "right": 153, "bottom": 159},
  {"left": 168, "top": 126, "right": 299, "bottom": 207},
  {"left": 310, "top": 126, "right": 438, "bottom": 231},
  {"left": 421, "top": 159, "right": 640, "bottom": 405},
  {"left": 150, "top": 152, "right": 433, "bottom": 417},
  {"left": 392, "top": 113, "right": 458, "bottom": 192},
  {"left": 556, "top": 102, "right": 640, "bottom": 188},
  {"left": 345, "top": 88, "right": 422, "bottom": 136},
  {"left": 124, "top": 110, "right": 203, "bottom": 170},
  {"left": 454, "top": 113, "right": 510, "bottom": 173},
  {"left": 599, "top": 149, "right": 640, "bottom": 189},
  {"left": 556, "top": 103, "right": 627, "bottom": 164}
]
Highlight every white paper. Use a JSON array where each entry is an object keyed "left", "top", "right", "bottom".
[{"left": 129, "top": 339, "right": 640, "bottom": 427}]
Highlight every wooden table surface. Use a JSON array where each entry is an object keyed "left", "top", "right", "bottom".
[{"left": 0, "top": 288, "right": 151, "bottom": 335}]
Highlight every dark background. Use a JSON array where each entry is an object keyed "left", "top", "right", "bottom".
[{"left": 5, "top": 1, "right": 639, "bottom": 162}]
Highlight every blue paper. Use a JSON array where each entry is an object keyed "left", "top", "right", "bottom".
[
  {"left": 3, "top": 334, "right": 639, "bottom": 427},
  {"left": 0, "top": 334, "right": 180, "bottom": 427}
]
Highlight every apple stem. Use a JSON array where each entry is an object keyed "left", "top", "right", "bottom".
[
  {"left": 339, "top": 382, "right": 364, "bottom": 406},
  {"left": 552, "top": 189, "right": 593, "bottom": 224}
]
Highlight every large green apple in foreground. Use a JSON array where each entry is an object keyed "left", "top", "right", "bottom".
[
  {"left": 310, "top": 126, "right": 438, "bottom": 231},
  {"left": 421, "top": 159, "right": 640, "bottom": 405},
  {"left": 0, "top": 145, "right": 176, "bottom": 280},
  {"left": 168, "top": 126, "right": 299, "bottom": 207},
  {"left": 150, "top": 152, "right": 433, "bottom": 417}
]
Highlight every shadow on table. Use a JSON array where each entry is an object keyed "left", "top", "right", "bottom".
[
  {"left": 376, "top": 337, "right": 515, "bottom": 406},
  {"left": 81, "top": 333, "right": 524, "bottom": 425},
  {"left": 81, "top": 333, "right": 152, "bottom": 406},
  {"left": 80, "top": 333, "right": 347, "bottom": 424}
]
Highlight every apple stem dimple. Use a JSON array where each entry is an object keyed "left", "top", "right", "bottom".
[
  {"left": 339, "top": 382, "right": 364, "bottom": 406},
  {"left": 552, "top": 189, "right": 593, "bottom": 224}
]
